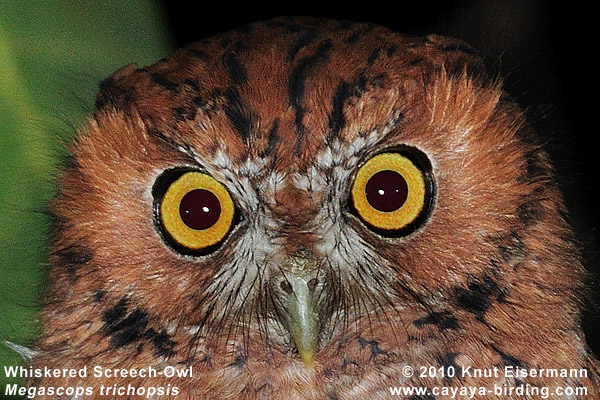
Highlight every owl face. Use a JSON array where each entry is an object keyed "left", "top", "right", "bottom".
[{"left": 36, "top": 17, "right": 598, "bottom": 398}]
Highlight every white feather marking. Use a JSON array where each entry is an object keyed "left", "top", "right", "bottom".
[
  {"left": 293, "top": 174, "right": 310, "bottom": 191},
  {"left": 293, "top": 168, "right": 327, "bottom": 193},
  {"left": 316, "top": 146, "right": 334, "bottom": 169},
  {"left": 4, "top": 341, "right": 37, "bottom": 360},
  {"left": 260, "top": 170, "right": 286, "bottom": 196},
  {"left": 238, "top": 158, "right": 267, "bottom": 177},
  {"left": 183, "top": 325, "right": 201, "bottom": 335},
  {"left": 212, "top": 149, "right": 233, "bottom": 170}
]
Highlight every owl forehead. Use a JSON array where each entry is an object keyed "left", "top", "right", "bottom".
[{"left": 96, "top": 17, "right": 486, "bottom": 174}]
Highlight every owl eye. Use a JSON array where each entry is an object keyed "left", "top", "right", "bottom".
[
  {"left": 155, "top": 170, "right": 236, "bottom": 254},
  {"left": 350, "top": 150, "right": 433, "bottom": 235}
]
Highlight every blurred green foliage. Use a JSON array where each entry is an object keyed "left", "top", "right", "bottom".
[{"left": 0, "top": 0, "right": 173, "bottom": 395}]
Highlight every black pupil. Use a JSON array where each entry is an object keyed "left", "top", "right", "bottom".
[
  {"left": 365, "top": 170, "right": 408, "bottom": 212},
  {"left": 179, "top": 189, "right": 221, "bottom": 230}
]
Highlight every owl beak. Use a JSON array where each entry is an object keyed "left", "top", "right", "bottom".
[{"left": 282, "top": 275, "right": 319, "bottom": 368}]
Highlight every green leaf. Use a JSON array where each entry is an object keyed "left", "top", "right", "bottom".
[{"left": 0, "top": 1, "right": 173, "bottom": 394}]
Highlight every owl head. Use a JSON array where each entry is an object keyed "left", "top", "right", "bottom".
[{"left": 35, "top": 18, "right": 596, "bottom": 394}]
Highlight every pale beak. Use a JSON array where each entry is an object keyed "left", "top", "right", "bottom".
[{"left": 283, "top": 275, "right": 319, "bottom": 368}]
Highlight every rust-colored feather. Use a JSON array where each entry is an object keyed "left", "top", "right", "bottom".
[{"left": 27, "top": 17, "right": 598, "bottom": 399}]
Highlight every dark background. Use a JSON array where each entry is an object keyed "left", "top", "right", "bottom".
[{"left": 159, "top": 1, "right": 599, "bottom": 355}]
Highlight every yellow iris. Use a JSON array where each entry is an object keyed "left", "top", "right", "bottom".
[
  {"left": 351, "top": 152, "right": 426, "bottom": 231},
  {"left": 160, "top": 172, "right": 235, "bottom": 251}
]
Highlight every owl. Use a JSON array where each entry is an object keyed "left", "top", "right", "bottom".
[{"left": 23, "top": 17, "right": 599, "bottom": 399}]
